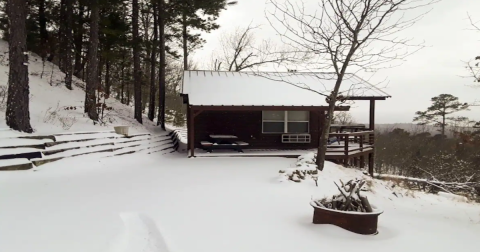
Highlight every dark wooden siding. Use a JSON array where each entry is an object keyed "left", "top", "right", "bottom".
[{"left": 193, "top": 110, "right": 322, "bottom": 149}]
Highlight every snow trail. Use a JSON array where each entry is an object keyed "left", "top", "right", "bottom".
[{"left": 109, "top": 213, "right": 171, "bottom": 252}]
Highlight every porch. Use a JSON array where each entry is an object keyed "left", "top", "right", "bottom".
[{"left": 189, "top": 130, "right": 375, "bottom": 173}]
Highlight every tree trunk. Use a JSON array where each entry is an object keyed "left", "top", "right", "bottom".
[
  {"left": 316, "top": 72, "right": 348, "bottom": 170},
  {"left": 317, "top": 100, "right": 336, "bottom": 171},
  {"left": 132, "top": 0, "right": 142, "bottom": 124},
  {"left": 38, "top": 0, "right": 48, "bottom": 60},
  {"left": 182, "top": 7, "right": 188, "bottom": 70},
  {"left": 64, "top": 0, "right": 74, "bottom": 90},
  {"left": 6, "top": 0, "right": 33, "bottom": 133},
  {"left": 120, "top": 50, "right": 126, "bottom": 104},
  {"left": 157, "top": 0, "right": 166, "bottom": 129},
  {"left": 59, "top": 0, "right": 67, "bottom": 72},
  {"left": 148, "top": 0, "right": 158, "bottom": 121},
  {"left": 442, "top": 107, "right": 446, "bottom": 137},
  {"left": 105, "top": 60, "right": 111, "bottom": 97},
  {"left": 73, "top": 4, "right": 85, "bottom": 79},
  {"left": 126, "top": 78, "right": 131, "bottom": 106},
  {"left": 84, "top": 0, "right": 99, "bottom": 121}
]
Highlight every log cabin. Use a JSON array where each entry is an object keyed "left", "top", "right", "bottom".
[{"left": 180, "top": 70, "right": 391, "bottom": 174}]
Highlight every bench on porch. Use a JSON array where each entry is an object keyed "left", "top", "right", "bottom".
[{"left": 200, "top": 135, "right": 249, "bottom": 153}]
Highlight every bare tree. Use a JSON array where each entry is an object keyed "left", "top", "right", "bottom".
[
  {"left": 210, "top": 24, "right": 299, "bottom": 71},
  {"left": 266, "top": 0, "right": 434, "bottom": 171},
  {"left": 332, "top": 111, "right": 355, "bottom": 125},
  {"left": 465, "top": 14, "right": 480, "bottom": 108}
]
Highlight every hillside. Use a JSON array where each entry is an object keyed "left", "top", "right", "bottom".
[{"left": 0, "top": 40, "right": 161, "bottom": 135}]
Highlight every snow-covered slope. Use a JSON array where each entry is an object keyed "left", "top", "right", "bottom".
[{"left": 0, "top": 40, "right": 160, "bottom": 134}]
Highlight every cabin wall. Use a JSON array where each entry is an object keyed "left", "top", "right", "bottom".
[{"left": 193, "top": 110, "right": 322, "bottom": 149}]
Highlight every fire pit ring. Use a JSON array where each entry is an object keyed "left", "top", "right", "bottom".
[{"left": 310, "top": 201, "right": 383, "bottom": 235}]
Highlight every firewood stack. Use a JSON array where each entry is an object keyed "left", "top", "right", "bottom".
[{"left": 313, "top": 179, "right": 373, "bottom": 213}]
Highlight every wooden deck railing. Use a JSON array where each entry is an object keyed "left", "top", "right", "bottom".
[{"left": 326, "top": 131, "right": 375, "bottom": 160}]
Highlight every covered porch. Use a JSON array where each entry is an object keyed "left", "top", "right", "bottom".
[{"left": 180, "top": 70, "right": 391, "bottom": 175}]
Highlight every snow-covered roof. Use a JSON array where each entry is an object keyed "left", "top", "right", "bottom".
[{"left": 181, "top": 71, "right": 391, "bottom": 106}]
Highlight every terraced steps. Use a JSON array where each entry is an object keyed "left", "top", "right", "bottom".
[
  {"left": 0, "top": 158, "right": 33, "bottom": 171},
  {"left": 0, "top": 129, "right": 175, "bottom": 170}
]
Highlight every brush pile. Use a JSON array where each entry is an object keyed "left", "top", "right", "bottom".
[{"left": 313, "top": 179, "right": 374, "bottom": 213}]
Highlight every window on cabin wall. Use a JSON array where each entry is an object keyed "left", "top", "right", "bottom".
[{"left": 262, "top": 111, "right": 310, "bottom": 133}]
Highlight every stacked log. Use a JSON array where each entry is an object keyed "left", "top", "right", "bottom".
[{"left": 313, "top": 179, "right": 373, "bottom": 213}]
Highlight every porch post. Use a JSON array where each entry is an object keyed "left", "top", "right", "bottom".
[
  {"left": 187, "top": 105, "right": 190, "bottom": 156},
  {"left": 189, "top": 106, "right": 195, "bottom": 157},
  {"left": 368, "top": 99, "right": 375, "bottom": 176},
  {"left": 369, "top": 100, "right": 375, "bottom": 130}
]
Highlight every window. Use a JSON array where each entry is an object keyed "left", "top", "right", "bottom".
[{"left": 262, "top": 111, "right": 310, "bottom": 133}]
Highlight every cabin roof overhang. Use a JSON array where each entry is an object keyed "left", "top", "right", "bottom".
[
  {"left": 180, "top": 70, "right": 391, "bottom": 107},
  {"left": 188, "top": 105, "right": 351, "bottom": 111}
]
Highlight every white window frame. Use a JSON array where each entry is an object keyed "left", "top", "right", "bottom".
[{"left": 262, "top": 111, "right": 310, "bottom": 134}]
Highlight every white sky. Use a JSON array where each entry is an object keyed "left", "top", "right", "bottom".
[{"left": 192, "top": 0, "right": 480, "bottom": 124}]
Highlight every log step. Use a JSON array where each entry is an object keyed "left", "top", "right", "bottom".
[
  {"left": 0, "top": 147, "right": 43, "bottom": 160},
  {"left": 52, "top": 130, "right": 115, "bottom": 136},
  {"left": 42, "top": 135, "right": 154, "bottom": 155},
  {"left": 0, "top": 138, "right": 53, "bottom": 149},
  {"left": 0, "top": 158, "right": 33, "bottom": 171},
  {"left": 32, "top": 137, "right": 174, "bottom": 166},
  {"left": 53, "top": 132, "right": 124, "bottom": 143}
]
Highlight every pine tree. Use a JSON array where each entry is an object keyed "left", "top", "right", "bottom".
[
  {"left": 414, "top": 94, "right": 469, "bottom": 137},
  {"left": 5, "top": 0, "right": 33, "bottom": 132},
  {"left": 85, "top": 0, "right": 100, "bottom": 121},
  {"left": 148, "top": 0, "right": 158, "bottom": 121},
  {"left": 132, "top": 0, "right": 142, "bottom": 123},
  {"left": 64, "top": 0, "right": 74, "bottom": 90},
  {"left": 157, "top": 0, "right": 166, "bottom": 129},
  {"left": 173, "top": 0, "right": 237, "bottom": 70},
  {"left": 38, "top": 0, "right": 49, "bottom": 60}
]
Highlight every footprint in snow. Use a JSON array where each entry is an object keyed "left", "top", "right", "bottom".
[{"left": 109, "top": 212, "right": 171, "bottom": 252}]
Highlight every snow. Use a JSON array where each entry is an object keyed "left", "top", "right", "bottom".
[
  {"left": 0, "top": 151, "right": 479, "bottom": 252},
  {"left": 0, "top": 138, "right": 52, "bottom": 148},
  {"left": 181, "top": 70, "right": 391, "bottom": 106},
  {"left": 53, "top": 132, "right": 123, "bottom": 142},
  {"left": 0, "top": 40, "right": 157, "bottom": 135},
  {"left": 310, "top": 201, "right": 384, "bottom": 215},
  {"left": 109, "top": 213, "right": 171, "bottom": 252},
  {"left": 0, "top": 147, "right": 41, "bottom": 156},
  {"left": 0, "top": 158, "right": 30, "bottom": 166},
  {"left": 45, "top": 135, "right": 152, "bottom": 151},
  {"left": 438, "top": 192, "right": 469, "bottom": 203},
  {"left": 209, "top": 134, "right": 238, "bottom": 138}
]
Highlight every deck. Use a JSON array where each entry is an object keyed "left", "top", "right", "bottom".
[{"left": 193, "top": 131, "right": 374, "bottom": 164}]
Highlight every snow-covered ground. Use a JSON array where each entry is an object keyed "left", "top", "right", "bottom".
[
  {"left": 0, "top": 40, "right": 158, "bottom": 135},
  {"left": 0, "top": 152, "right": 479, "bottom": 252}
]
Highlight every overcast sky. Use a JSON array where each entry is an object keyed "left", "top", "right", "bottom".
[{"left": 192, "top": 0, "right": 480, "bottom": 124}]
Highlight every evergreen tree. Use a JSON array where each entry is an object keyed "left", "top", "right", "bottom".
[
  {"left": 64, "top": 0, "right": 74, "bottom": 90},
  {"left": 85, "top": 0, "right": 100, "bottom": 121},
  {"left": 148, "top": 0, "right": 158, "bottom": 121},
  {"left": 414, "top": 94, "right": 469, "bottom": 137},
  {"left": 5, "top": 0, "right": 33, "bottom": 132},
  {"left": 132, "top": 0, "right": 142, "bottom": 123},
  {"left": 172, "top": 0, "right": 237, "bottom": 70}
]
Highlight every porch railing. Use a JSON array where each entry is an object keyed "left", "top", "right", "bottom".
[{"left": 326, "top": 130, "right": 375, "bottom": 157}]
